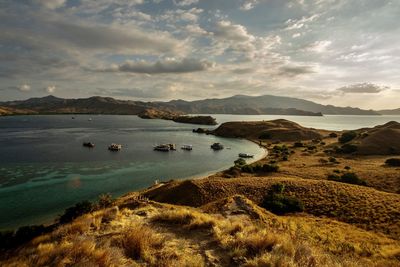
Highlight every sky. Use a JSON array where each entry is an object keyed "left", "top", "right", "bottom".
[{"left": 0, "top": 0, "right": 399, "bottom": 109}]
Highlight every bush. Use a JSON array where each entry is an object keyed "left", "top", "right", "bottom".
[
  {"left": 338, "top": 144, "right": 358, "bottom": 154},
  {"left": 241, "top": 165, "right": 254, "bottom": 173},
  {"left": 59, "top": 200, "right": 94, "bottom": 224},
  {"left": 0, "top": 224, "right": 51, "bottom": 250},
  {"left": 339, "top": 131, "right": 357, "bottom": 143},
  {"left": 293, "top": 142, "right": 304, "bottom": 148},
  {"left": 262, "top": 164, "right": 279, "bottom": 172},
  {"left": 327, "top": 172, "right": 366, "bottom": 186},
  {"left": 259, "top": 132, "right": 272, "bottom": 139},
  {"left": 261, "top": 184, "right": 304, "bottom": 215},
  {"left": 329, "top": 132, "right": 338, "bottom": 138},
  {"left": 234, "top": 158, "right": 247, "bottom": 167},
  {"left": 329, "top": 157, "right": 338, "bottom": 163},
  {"left": 385, "top": 158, "right": 400, "bottom": 167},
  {"left": 97, "top": 193, "right": 114, "bottom": 209}
]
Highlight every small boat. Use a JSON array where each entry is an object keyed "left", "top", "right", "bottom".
[
  {"left": 108, "top": 143, "right": 122, "bottom": 151},
  {"left": 181, "top": 144, "right": 193, "bottom": 151},
  {"left": 239, "top": 153, "right": 254, "bottom": 158},
  {"left": 211, "top": 143, "right": 224, "bottom": 150},
  {"left": 83, "top": 142, "right": 95, "bottom": 148},
  {"left": 88, "top": 118, "right": 92, "bottom": 121},
  {"left": 154, "top": 144, "right": 170, "bottom": 152}
]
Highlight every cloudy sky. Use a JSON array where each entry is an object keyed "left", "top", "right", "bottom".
[{"left": 1, "top": 0, "right": 399, "bottom": 109}]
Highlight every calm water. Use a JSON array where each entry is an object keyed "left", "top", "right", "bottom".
[
  {"left": 0, "top": 115, "right": 265, "bottom": 229},
  {"left": 1, "top": 114, "right": 399, "bottom": 230},
  {"left": 204, "top": 114, "right": 400, "bottom": 131}
]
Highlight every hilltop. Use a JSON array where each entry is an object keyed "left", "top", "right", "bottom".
[
  {"left": 1, "top": 194, "right": 399, "bottom": 266},
  {"left": 213, "top": 119, "right": 323, "bottom": 141}
]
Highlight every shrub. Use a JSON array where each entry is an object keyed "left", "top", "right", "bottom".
[
  {"left": 261, "top": 184, "right": 304, "bottom": 215},
  {"left": 329, "top": 132, "right": 338, "bottom": 138},
  {"left": 282, "top": 155, "right": 288, "bottom": 161},
  {"left": 339, "top": 144, "right": 358, "bottom": 154},
  {"left": 319, "top": 158, "right": 328, "bottom": 164},
  {"left": 97, "top": 193, "right": 114, "bottom": 209},
  {"left": 344, "top": 166, "right": 351, "bottom": 170},
  {"left": 339, "top": 131, "right": 357, "bottom": 143},
  {"left": 259, "top": 132, "right": 272, "bottom": 139},
  {"left": 328, "top": 157, "right": 338, "bottom": 163},
  {"left": 262, "top": 164, "right": 279, "bottom": 172},
  {"left": 0, "top": 224, "right": 51, "bottom": 250},
  {"left": 385, "top": 158, "right": 400, "bottom": 167},
  {"left": 234, "top": 158, "right": 247, "bottom": 167},
  {"left": 241, "top": 164, "right": 254, "bottom": 173},
  {"left": 327, "top": 172, "right": 366, "bottom": 186},
  {"left": 59, "top": 200, "right": 94, "bottom": 224},
  {"left": 293, "top": 142, "right": 304, "bottom": 148}
]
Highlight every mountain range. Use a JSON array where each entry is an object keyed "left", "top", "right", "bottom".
[{"left": 0, "top": 94, "right": 398, "bottom": 116}]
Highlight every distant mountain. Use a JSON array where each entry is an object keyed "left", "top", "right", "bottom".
[
  {"left": 0, "top": 94, "right": 385, "bottom": 116},
  {"left": 163, "top": 95, "right": 379, "bottom": 115},
  {"left": 378, "top": 108, "right": 400, "bottom": 115}
]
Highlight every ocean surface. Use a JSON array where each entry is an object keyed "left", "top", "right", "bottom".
[
  {"left": 0, "top": 115, "right": 264, "bottom": 229},
  {"left": 0, "top": 114, "right": 399, "bottom": 230}
]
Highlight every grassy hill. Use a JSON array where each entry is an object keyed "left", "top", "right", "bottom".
[
  {"left": 1, "top": 195, "right": 399, "bottom": 266},
  {"left": 144, "top": 177, "right": 400, "bottom": 240}
]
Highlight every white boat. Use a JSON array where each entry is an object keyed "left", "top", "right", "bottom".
[
  {"left": 108, "top": 143, "right": 122, "bottom": 151},
  {"left": 181, "top": 144, "right": 193, "bottom": 151},
  {"left": 239, "top": 153, "right": 254, "bottom": 158}
]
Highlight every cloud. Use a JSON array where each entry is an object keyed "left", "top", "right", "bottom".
[
  {"left": 278, "top": 65, "right": 315, "bottom": 77},
  {"left": 213, "top": 20, "right": 255, "bottom": 42},
  {"left": 306, "top": 40, "right": 332, "bottom": 53},
  {"left": 337, "top": 83, "right": 389, "bottom": 94},
  {"left": 35, "top": 0, "right": 66, "bottom": 10},
  {"left": 46, "top": 85, "right": 56, "bottom": 93},
  {"left": 240, "top": 0, "right": 259, "bottom": 10},
  {"left": 102, "top": 58, "right": 214, "bottom": 74},
  {"left": 173, "top": 0, "right": 199, "bottom": 6},
  {"left": 285, "top": 14, "right": 320, "bottom": 30},
  {"left": 19, "top": 84, "right": 31, "bottom": 92}
]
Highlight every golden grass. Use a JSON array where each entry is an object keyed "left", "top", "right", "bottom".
[{"left": 145, "top": 176, "right": 400, "bottom": 240}]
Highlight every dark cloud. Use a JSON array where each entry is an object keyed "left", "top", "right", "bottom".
[
  {"left": 337, "top": 83, "right": 389, "bottom": 94},
  {"left": 102, "top": 58, "right": 214, "bottom": 74}
]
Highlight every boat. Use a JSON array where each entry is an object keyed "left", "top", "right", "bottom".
[
  {"left": 168, "top": 143, "right": 176, "bottom": 150},
  {"left": 211, "top": 142, "right": 224, "bottom": 150},
  {"left": 82, "top": 142, "right": 95, "bottom": 148},
  {"left": 181, "top": 144, "right": 193, "bottom": 151},
  {"left": 154, "top": 144, "right": 170, "bottom": 152},
  {"left": 108, "top": 143, "right": 122, "bottom": 151},
  {"left": 88, "top": 118, "right": 92, "bottom": 121},
  {"left": 239, "top": 153, "right": 254, "bottom": 158}
]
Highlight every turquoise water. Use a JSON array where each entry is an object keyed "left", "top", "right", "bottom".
[
  {"left": 0, "top": 115, "right": 265, "bottom": 230},
  {"left": 205, "top": 114, "right": 400, "bottom": 131}
]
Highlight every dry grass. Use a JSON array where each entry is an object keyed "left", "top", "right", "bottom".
[{"left": 144, "top": 176, "right": 400, "bottom": 240}]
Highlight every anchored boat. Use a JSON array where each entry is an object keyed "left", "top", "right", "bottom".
[
  {"left": 154, "top": 144, "right": 170, "bottom": 152},
  {"left": 83, "top": 142, "right": 95, "bottom": 148},
  {"left": 108, "top": 143, "right": 122, "bottom": 151},
  {"left": 211, "top": 143, "right": 224, "bottom": 150},
  {"left": 181, "top": 144, "right": 193, "bottom": 151},
  {"left": 239, "top": 153, "right": 254, "bottom": 158}
]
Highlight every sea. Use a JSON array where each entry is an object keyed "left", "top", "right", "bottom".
[{"left": 0, "top": 114, "right": 399, "bottom": 230}]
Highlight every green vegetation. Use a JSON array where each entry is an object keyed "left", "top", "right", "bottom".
[
  {"left": 293, "top": 141, "right": 304, "bottom": 147},
  {"left": 258, "top": 132, "right": 272, "bottom": 139},
  {"left": 241, "top": 163, "right": 279, "bottom": 173},
  {"left": 336, "top": 143, "right": 358, "bottom": 154},
  {"left": 59, "top": 201, "right": 94, "bottom": 224},
  {"left": 234, "top": 158, "right": 246, "bottom": 167},
  {"left": 261, "top": 183, "right": 304, "bottom": 215},
  {"left": 329, "top": 132, "right": 338, "bottom": 138},
  {"left": 327, "top": 172, "right": 367, "bottom": 186},
  {"left": 339, "top": 131, "right": 357, "bottom": 143},
  {"left": 385, "top": 158, "right": 400, "bottom": 167}
]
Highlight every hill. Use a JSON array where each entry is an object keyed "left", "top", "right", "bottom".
[
  {"left": 0, "top": 94, "right": 382, "bottom": 116},
  {"left": 165, "top": 94, "right": 379, "bottom": 115},
  {"left": 378, "top": 108, "right": 400, "bottom": 115},
  {"left": 143, "top": 177, "right": 400, "bottom": 240},
  {"left": 213, "top": 119, "right": 323, "bottom": 141},
  {"left": 331, "top": 121, "right": 400, "bottom": 155},
  {"left": 1, "top": 195, "right": 399, "bottom": 266}
]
